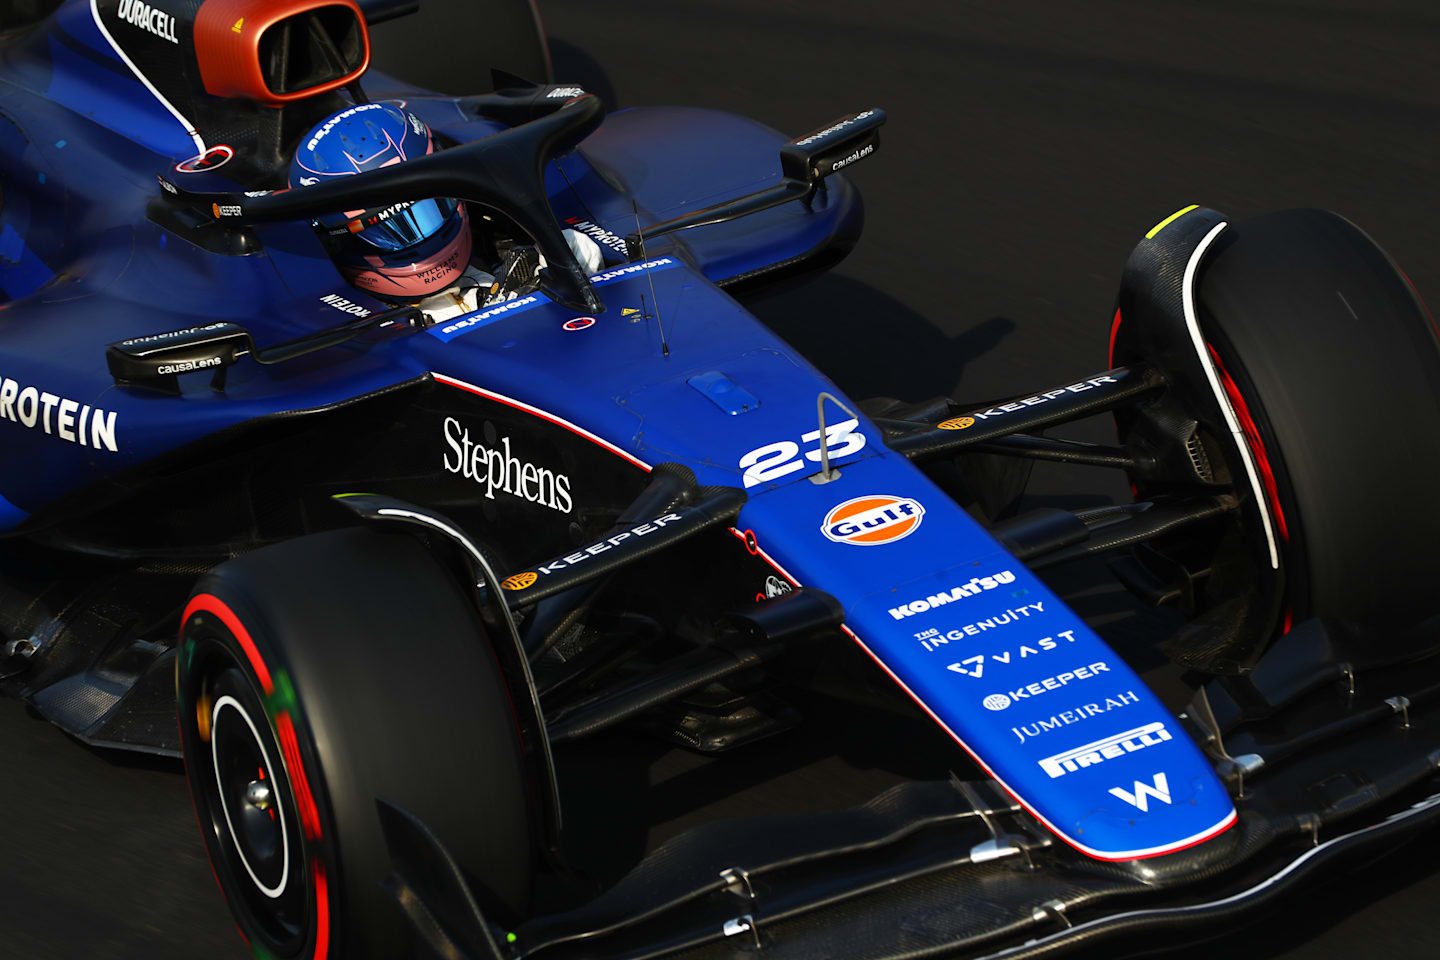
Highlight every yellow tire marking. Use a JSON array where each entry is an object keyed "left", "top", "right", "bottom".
[{"left": 1146, "top": 204, "right": 1199, "bottom": 240}]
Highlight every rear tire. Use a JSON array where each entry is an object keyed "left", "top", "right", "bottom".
[
  {"left": 177, "top": 527, "right": 535, "bottom": 960},
  {"left": 1196, "top": 209, "right": 1440, "bottom": 630}
]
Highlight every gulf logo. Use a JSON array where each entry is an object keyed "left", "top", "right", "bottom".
[{"left": 821, "top": 495, "right": 925, "bottom": 546}]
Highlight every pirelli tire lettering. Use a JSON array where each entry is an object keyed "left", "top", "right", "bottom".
[{"left": 0, "top": 376, "right": 119, "bottom": 452}]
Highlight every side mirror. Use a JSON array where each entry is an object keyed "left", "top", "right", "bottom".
[
  {"left": 106, "top": 323, "right": 249, "bottom": 393},
  {"left": 779, "top": 108, "right": 886, "bottom": 184}
]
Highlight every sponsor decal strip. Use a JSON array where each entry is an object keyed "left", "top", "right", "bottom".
[
  {"left": 821, "top": 494, "right": 925, "bottom": 546},
  {"left": 115, "top": 0, "right": 177, "bottom": 43},
  {"left": 0, "top": 376, "right": 118, "bottom": 451},
  {"left": 506, "top": 512, "right": 686, "bottom": 596},
  {"left": 912, "top": 602, "right": 1047, "bottom": 652},
  {"left": 727, "top": 532, "right": 1234, "bottom": 859},
  {"left": 306, "top": 103, "right": 388, "bottom": 151},
  {"left": 428, "top": 259, "right": 680, "bottom": 342},
  {"left": 431, "top": 372, "right": 652, "bottom": 472},
  {"left": 319, "top": 294, "right": 372, "bottom": 318},
  {"left": 981, "top": 661, "right": 1110, "bottom": 711},
  {"left": 792, "top": 109, "right": 878, "bottom": 147},
  {"left": 965, "top": 377, "right": 1118, "bottom": 422},
  {"left": 1011, "top": 690, "right": 1140, "bottom": 745},
  {"left": 564, "top": 217, "right": 629, "bottom": 256},
  {"left": 889, "top": 570, "right": 1017, "bottom": 620},
  {"left": 837, "top": 622, "right": 1235, "bottom": 860},
  {"left": 441, "top": 416, "right": 574, "bottom": 513},
  {"left": 89, "top": 0, "right": 204, "bottom": 152},
  {"left": 1038, "top": 721, "right": 1172, "bottom": 777}
]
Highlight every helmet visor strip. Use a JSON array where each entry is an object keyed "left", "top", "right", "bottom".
[{"left": 344, "top": 198, "right": 460, "bottom": 252}]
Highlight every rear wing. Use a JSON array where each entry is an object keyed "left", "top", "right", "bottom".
[{"left": 625, "top": 107, "right": 886, "bottom": 258}]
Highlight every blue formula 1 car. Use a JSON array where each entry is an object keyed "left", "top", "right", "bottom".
[{"left": 5, "top": 2, "right": 1440, "bottom": 959}]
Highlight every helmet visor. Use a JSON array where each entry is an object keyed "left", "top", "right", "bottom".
[{"left": 351, "top": 198, "right": 460, "bottom": 252}]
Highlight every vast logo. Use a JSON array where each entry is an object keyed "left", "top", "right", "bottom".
[
  {"left": 1109, "top": 772, "right": 1173, "bottom": 812},
  {"left": 981, "top": 661, "right": 1110, "bottom": 711},
  {"left": 441, "top": 417, "right": 573, "bottom": 513},
  {"left": 945, "top": 626, "right": 1076, "bottom": 678},
  {"left": 1038, "top": 722, "right": 1173, "bottom": 778},
  {"left": 739, "top": 420, "right": 867, "bottom": 488},
  {"left": 821, "top": 495, "right": 924, "bottom": 546},
  {"left": 888, "top": 570, "right": 1016, "bottom": 620}
]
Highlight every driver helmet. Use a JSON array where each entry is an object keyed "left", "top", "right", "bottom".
[{"left": 290, "top": 102, "right": 472, "bottom": 299}]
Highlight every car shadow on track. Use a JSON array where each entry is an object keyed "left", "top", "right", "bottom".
[{"left": 739, "top": 272, "right": 1017, "bottom": 403}]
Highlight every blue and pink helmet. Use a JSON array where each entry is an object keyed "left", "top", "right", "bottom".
[{"left": 290, "top": 102, "right": 471, "bottom": 299}]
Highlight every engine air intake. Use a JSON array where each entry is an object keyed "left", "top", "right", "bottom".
[{"left": 196, "top": 0, "right": 370, "bottom": 104}]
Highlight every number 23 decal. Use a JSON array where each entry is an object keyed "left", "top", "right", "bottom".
[{"left": 739, "top": 419, "right": 867, "bottom": 488}]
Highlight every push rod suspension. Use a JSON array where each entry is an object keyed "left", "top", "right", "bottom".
[
  {"left": 970, "top": 433, "right": 1143, "bottom": 470},
  {"left": 881, "top": 364, "right": 1164, "bottom": 461}
]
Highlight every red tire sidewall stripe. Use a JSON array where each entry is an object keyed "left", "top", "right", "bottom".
[
  {"left": 183, "top": 593, "right": 274, "bottom": 695},
  {"left": 180, "top": 593, "right": 331, "bottom": 960},
  {"left": 1107, "top": 306, "right": 1123, "bottom": 368},
  {"left": 1205, "top": 344, "right": 1289, "bottom": 542}
]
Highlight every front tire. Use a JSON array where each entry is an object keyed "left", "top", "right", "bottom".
[
  {"left": 177, "top": 527, "right": 535, "bottom": 959},
  {"left": 1196, "top": 209, "right": 1440, "bottom": 630}
]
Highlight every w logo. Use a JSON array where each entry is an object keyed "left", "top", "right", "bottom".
[{"left": 1108, "top": 772, "right": 1172, "bottom": 812}]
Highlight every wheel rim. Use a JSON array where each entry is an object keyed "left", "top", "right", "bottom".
[
  {"left": 183, "top": 637, "right": 313, "bottom": 955},
  {"left": 212, "top": 694, "right": 290, "bottom": 899}
]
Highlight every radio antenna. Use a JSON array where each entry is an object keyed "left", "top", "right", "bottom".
[{"left": 632, "top": 200, "right": 669, "bottom": 357}]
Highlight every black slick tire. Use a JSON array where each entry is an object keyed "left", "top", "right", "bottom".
[
  {"left": 1196, "top": 208, "right": 1440, "bottom": 630},
  {"left": 177, "top": 527, "right": 534, "bottom": 960}
]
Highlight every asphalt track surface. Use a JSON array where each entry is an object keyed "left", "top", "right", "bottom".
[{"left": 4, "top": 1, "right": 1439, "bottom": 957}]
